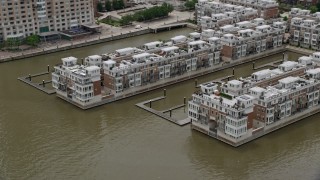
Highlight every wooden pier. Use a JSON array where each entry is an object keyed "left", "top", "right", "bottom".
[
  {"left": 135, "top": 96, "right": 190, "bottom": 126},
  {"left": 17, "top": 70, "right": 56, "bottom": 95}
]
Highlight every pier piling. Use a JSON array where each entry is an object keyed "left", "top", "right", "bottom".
[
  {"left": 164, "top": 89, "right": 166, "bottom": 97},
  {"left": 81, "top": 58, "right": 84, "bottom": 65},
  {"left": 232, "top": 68, "right": 235, "bottom": 75},
  {"left": 195, "top": 79, "right": 198, "bottom": 87},
  {"left": 149, "top": 100, "right": 152, "bottom": 108},
  {"left": 184, "top": 97, "right": 186, "bottom": 112},
  {"left": 252, "top": 61, "right": 255, "bottom": 70},
  {"left": 47, "top": 65, "right": 50, "bottom": 72},
  {"left": 42, "top": 80, "right": 45, "bottom": 87},
  {"left": 29, "top": 74, "right": 31, "bottom": 81},
  {"left": 169, "top": 109, "right": 172, "bottom": 117}
]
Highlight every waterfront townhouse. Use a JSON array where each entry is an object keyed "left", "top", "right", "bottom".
[
  {"left": 84, "top": 55, "right": 103, "bottom": 67},
  {"left": 220, "top": 24, "right": 285, "bottom": 61},
  {"left": 220, "top": 0, "right": 279, "bottom": 19},
  {"left": 189, "top": 85, "right": 255, "bottom": 139},
  {"left": 290, "top": 17, "right": 320, "bottom": 50},
  {"left": 52, "top": 57, "right": 102, "bottom": 106},
  {"left": 188, "top": 56, "right": 320, "bottom": 146},
  {"left": 0, "top": 0, "right": 95, "bottom": 42}
]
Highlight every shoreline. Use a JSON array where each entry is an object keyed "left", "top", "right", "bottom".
[{"left": 0, "top": 22, "right": 195, "bottom": 63}]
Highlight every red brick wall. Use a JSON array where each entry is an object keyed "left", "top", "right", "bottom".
[
  {"left": 93, "top": 80, "right": 101, "bottom": 95},
  {"left": 263, "top": 7, "right": 279, "bottom": 19},
  {"left": 221, "top": 45, "right": 234, "bottom": 60},
  {"left": 253, "top": 104, "right": 267, "bottom": 123},
  {"left": 247, "top": 112, "right": 254, "bottom": 129},
  {"left": 93, "top": 0, "right": 99, "bottom": 17},
  {"left": 103, "top": 74, "right": 115, "bottom": 90}
]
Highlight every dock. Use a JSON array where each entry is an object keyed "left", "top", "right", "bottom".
[
  {"left": 17, "top": 66, "right": 56, "bottom": 95},
  {"left": 135, "top": 96, "right": 190, "bottom": 126},
  {"left": 214, "top": 75, "right": 235, "bottom": 84},
  {"left": 252, "top": 59, "right": 283, "bottom": 70}
]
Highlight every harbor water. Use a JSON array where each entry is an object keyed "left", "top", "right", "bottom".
[{"left": 0, "top": 28, "right": 320, "bottom": 180}]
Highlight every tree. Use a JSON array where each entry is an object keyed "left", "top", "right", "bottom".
[
  {"left": 120, "top": 15, "right": 134, "bottom": 25},
  {"left": 129, "top": 3, "right": 174, "bottom": 22},
  {"left": 118, "top": 0, "right": 125, "bottom": 9},
  {"left": 184, "top": 0, "right": 197, "bottom": 10},
  {"left": 309, "top": 5, "right": 318, "bottom": 13},
  {"left": 162, "top": 2, "right": 174, "bottom": 13},
  {"left": 97, "top": 2, "right": 104, "bottom": 12},
  {"left": 105, "top": 0, "right": 112, "bottom": 11},
  {"left": 283, "top": 16, "right": 288, "bottom": 21},
  {"left": 296, "top": 4, "right": 304, "bottom": 9},
  {"left": 25, "top": 35, "right": 40, "bottom": 46},
  {"left": 6, "top": 37, "right": 21, "bottom": 49},
  {"left": 112, "top": 0, "right": 121, "bottom": 10},
  {"left": 317, "top": 2, "right": 320, "bottom": 11}
]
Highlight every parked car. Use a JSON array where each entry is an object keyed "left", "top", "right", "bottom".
[{"left": 135, "top": 25, "right": 142, "bottom": 29}]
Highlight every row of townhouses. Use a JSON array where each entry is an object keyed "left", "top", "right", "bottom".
[
  {"left": 196, "top": 1, "right": 259, "bottom": 30},
  {"left": 201, "top": 18, "right": 265, "bottom": 37},
  {"left": 0, "top": 0, "right": 96, "bottom": 42},
  {"left": 219, "top": 22, "right": 286, "bottom": 61},
  {"left": 188, "top": 52, "right": 320, "bottom": 145},
  {"left": 289, "top": 8, "right": 320, "bottom": 50},
  {"left": 51, "top": 33, "right": 222, "bottom": 106},
  {"left": 278, "top": 0, "right": 318, "bottom": 7},
  {"left": 290, "top": 17, "right": 320, "bottom": 50},
  {"left": 219, "top": 0, "right": 279, "bottom": 19}
]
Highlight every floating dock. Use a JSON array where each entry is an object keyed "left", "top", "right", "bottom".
[
  {"left": 135, "top": 96, "right": 190, "bottom": 126},
  {"left": 252, "top": 59, "right": 284, "bottom": 70},
  {"left": 17, "top": 66, "right": 56, "bottom": 95}
]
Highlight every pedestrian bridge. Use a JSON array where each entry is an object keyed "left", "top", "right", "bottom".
[{"left": 150, "top": 23, "right": 189, "bottom": 33}]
